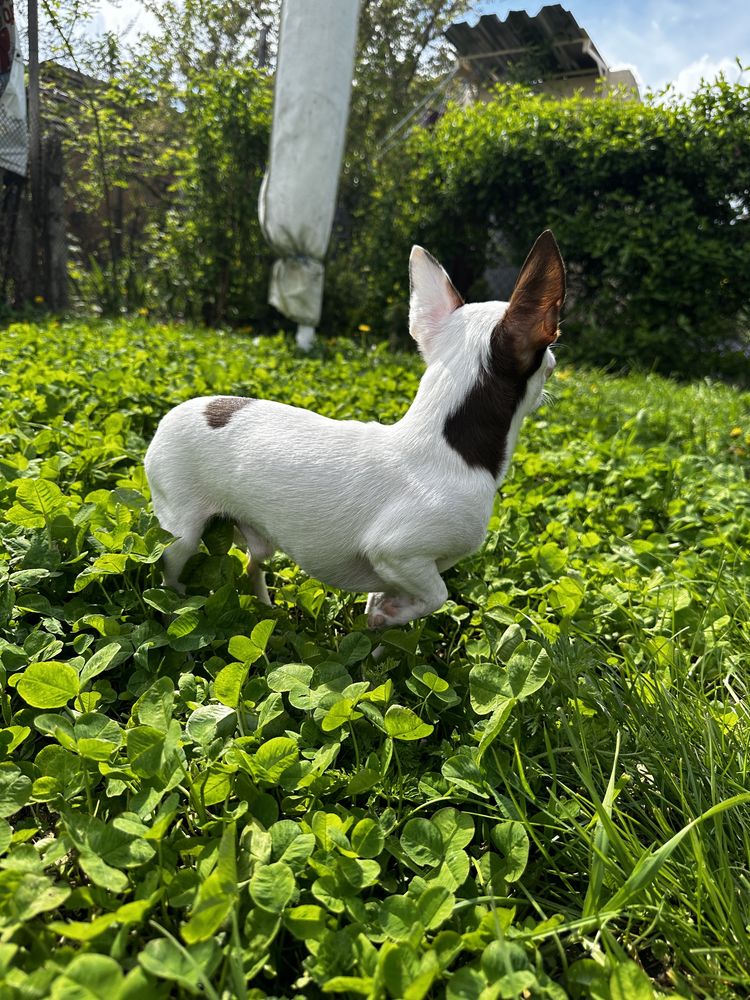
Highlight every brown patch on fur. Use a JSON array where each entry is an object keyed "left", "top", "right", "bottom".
[
  {"left": 443, "top": 326, "right": 529, "bottom": 477},
  {"left": 204, "top": 396, "right": 253, "bottom": 429},
  {"left": 443, "top": 231, "right": 565, "bottom": 475}
]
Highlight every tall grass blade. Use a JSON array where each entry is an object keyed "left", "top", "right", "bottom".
[
  {"left": 582, "top": 730, "right": 621, "bottom": 918},
  {"left": 604, "top": 792, "right": 750, "bottom": 911}
]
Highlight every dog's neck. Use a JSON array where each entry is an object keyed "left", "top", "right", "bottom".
[
  {"left": 401, "top": 356, "right": 479, "bottom": 428},
  {"left": 397, "top": 301, "right": 529, "bottom": 484},
  {"left": 402, "top": 302, "right": 497, "bottom": 414}
]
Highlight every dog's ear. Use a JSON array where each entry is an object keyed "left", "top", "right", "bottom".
[
  {"left": 409, "top": 246, "right": 463, "bottom": 358},
  {"left": 502, "top": 231, "right": 565, "bottom": 368}
]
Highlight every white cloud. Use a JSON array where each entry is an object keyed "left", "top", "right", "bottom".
[
  {"left": 583, "top": 0, "right": 750, "bottom": 95},
  {"left": 92, "top": 2, "right": 159, "bottom": 43},
  {"left": 670, "top": 54, "right": 745, "bottom": 96}
]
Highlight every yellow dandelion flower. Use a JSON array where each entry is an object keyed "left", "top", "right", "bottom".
[
  {"left": 34, "top": 295, "right": 44, "bottom": 304},
  {"left": 729, "top": 427, "right": 742, "bottom": 438},
  {"left": 358, "top": 324, "right": 371, "bottom": 333}
]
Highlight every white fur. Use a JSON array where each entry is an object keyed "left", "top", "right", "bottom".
[{"left": 144, "top": 244, "right": 559, "bottom": 628}]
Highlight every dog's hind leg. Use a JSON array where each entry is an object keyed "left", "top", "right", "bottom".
[
  {"left": 160, "top": 513, "right": 207, "bottom": 593},
  {"left": 236, "top": 523, "right": 274, "bottom": 605},
  {"left": 149, "top": 474, "right": 211, "bottom": 593},
  {"left": 366, "top": 556, "right": 448, "bottom": 628}
]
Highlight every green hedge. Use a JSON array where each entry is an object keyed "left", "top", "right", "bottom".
[
  {"left": 61, "top": 64, "right": 749, "bottom": 381},
  {"left": 347, "top": 79, "right": 750, "bottom": 379},
  {"left": 145, "top": 67, "right": 274, "bottom": 328}
]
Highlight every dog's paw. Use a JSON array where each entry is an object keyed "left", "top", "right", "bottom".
[{"left": 367, "top": 594, "right": 415, "bottom": 629}]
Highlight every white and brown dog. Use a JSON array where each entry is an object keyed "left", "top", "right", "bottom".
[{"left": 145, "top": 231, "right": 565, "bottom": 628}]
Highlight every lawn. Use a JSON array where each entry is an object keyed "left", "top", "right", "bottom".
[{"left": 0, "top": 318, "right": 749, "bottom": 999}]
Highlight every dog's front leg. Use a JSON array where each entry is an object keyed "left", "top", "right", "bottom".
[{"left": 366, "top": 557, "right": 448, "bottom": 628}]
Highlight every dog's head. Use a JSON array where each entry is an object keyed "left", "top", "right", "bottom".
[
  {"left": 409, "top": 230, "right": 565, "bottom": 378},
  {"left": 409, "top": 231, "right": 566, "bottom": 476}
]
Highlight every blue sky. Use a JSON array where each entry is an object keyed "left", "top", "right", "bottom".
[
  {"left": 475, "top": 1, "right": 750, "bottom": 94},
  {"left": 78, "top": 1, "right": 750, "bottom": 97}
]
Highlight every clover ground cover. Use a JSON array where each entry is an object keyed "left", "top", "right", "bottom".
[{"left": 0, "top": 319, "right": 749, "bottom": 998}]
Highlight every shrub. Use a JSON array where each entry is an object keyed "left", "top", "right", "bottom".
[
  {"left": 354, "top": 77, "right": 750, "bottom": 380},
  {"left": 146, "top": 66, "right": 275, "bottom": 327}
]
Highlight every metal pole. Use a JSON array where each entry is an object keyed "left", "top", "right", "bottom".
[{"left": 27, "top": 0, "right": 42, "bottom": 279}]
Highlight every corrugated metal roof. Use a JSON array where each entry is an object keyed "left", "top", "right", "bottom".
[{"left": 445, "top": 4, "right": 609, "bottom": 85}]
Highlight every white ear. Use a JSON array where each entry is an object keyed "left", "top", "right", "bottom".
[{"left": 409, "top": 246, "right": 463, "bottom": 358}]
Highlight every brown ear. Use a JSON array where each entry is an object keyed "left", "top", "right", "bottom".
[{"left": 502, "top": 231, "right": 566, "bottom": 368}]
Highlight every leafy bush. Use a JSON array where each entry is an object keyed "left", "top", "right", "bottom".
[
  {"left": 1, "top": 319, "right": 750, "bottom": 995},
  {"left": 146, "top": 66, "right": 275, "bottom": 327},
  {"left": 54, "top": 49, "right": 750, "bottom": 382},
  {"left": 355, "top": 77, "right": 750, "bottom": 379},
  {"left": 52, "top": 56, "right": 176, "bottom": 315}
]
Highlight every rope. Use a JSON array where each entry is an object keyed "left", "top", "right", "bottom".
[{"left": 377, "top": 64, "right": 459, "bottom": 159}]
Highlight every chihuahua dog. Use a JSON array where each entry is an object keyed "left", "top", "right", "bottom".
[{"left": 144, "top": 231, "right": 565, "bottom": 628}]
